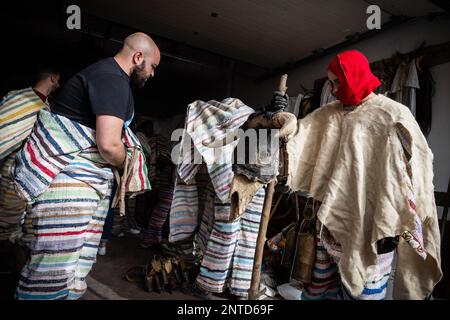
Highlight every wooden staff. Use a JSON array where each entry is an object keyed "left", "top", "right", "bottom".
[{"left": 248, "top": 74, "right": 288, "bottom": 300}]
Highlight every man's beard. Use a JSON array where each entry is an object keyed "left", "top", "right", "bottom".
[{"left": 130, "top": 60, "right": 148, "bottom": 88}]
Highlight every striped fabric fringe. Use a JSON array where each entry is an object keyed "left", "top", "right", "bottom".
[
  {"left": 111, "top": 128, "right": 151, "bottom": 215},
  {"left": 396, "top": 124, "right": 428, "bottom": 260},
  {"left": 120, "top": 128, "right": 151, "bottom": 195},
  {"left": 0, "top": 88, "right": 47, "bottom": 161},
  {"left": 196, "top": 187, "right": 265, "bottom": 297}
]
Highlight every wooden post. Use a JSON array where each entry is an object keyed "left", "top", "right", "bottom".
[{"left": 248, "top": 74, "right": 288, "bottom": 300}]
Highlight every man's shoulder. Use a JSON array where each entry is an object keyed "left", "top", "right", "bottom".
[
  {"left": 81, "top": 58, "right": 129, "bottom": 83},
  {"left": 3, "top": 87, "right": 33, "bottom": 99},
  {"left": 1, "top": 87, "right": 36, "bottom": 107}
]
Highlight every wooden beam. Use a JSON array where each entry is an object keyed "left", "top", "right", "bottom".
[{"left": 419, "top": 41, "right": 450, "bottom": 68}]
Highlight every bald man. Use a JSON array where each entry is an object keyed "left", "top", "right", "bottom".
[
  {"left": 13, "top": 33, "right": 160, "bottom": 300},
  {"left": 53, "top": 32, "right": 160, "bottom": 167}
]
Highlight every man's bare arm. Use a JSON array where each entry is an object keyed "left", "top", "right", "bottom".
[{"left": 96, "top": 115, "right": 126, "bottom": 168}]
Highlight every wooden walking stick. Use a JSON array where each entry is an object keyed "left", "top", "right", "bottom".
[{"left": 248, "top": 74, "right": 288, "bottom": 300}]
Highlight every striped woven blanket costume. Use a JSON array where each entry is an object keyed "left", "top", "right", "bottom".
[
  {"left": 301, "top": 124, "right": 424, "bottom": 300},
  {"left": 170, "top": 98, "right": 254, "bottom": 242},
  {"left": 196, "top": 187, "right": 265, "bottom": 297},
  {"left": 0, "top": 87, "right": 48, "bottom": 161},
  {"left": 301, "top": 220, "right": 394, "bottom": 300},
  {"left": 12, "top": 109, "right": 149, "bottom": 300},
  {"left": 0, "top": 88, "right": 48, "bottom": 241},
  {"left": 169, "top": 98, "right": 266, "bottom": 297}
]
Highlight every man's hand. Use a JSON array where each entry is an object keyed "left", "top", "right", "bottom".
[{"left": 96, "top": 115, "right": 126, "bottom": 168}]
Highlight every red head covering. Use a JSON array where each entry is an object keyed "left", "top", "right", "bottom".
[{"left": 328, "top": 50, "right": 381, "bottom": 106}]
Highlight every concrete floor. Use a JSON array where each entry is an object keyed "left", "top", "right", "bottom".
[
  {"left": 0, "top": 234, "right": 226, "bottom": 300},
  {"left": 85, "top": 234, "right": 204, "bottom": 300}
]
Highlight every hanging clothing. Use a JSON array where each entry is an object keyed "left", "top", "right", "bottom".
[
  {"left": 390, "top": 59, "right": 420, "bottom": 117},
  {"left": 286, "top": 94, "right": 441, "bottom": 299},
  {"left": 319, "top": 80, "right": 337, "bottom": 106}
]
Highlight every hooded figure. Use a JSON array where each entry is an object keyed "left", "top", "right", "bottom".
[
  {"left": 327, "top": 50, "right": 381, "bottom": 106},
  {"left": 284, "top": 50, "right": 441, "bottom": 300}
]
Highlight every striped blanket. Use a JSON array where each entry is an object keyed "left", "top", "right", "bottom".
[
  {"left": 196, "top": 187, "right": 265, "bottom": 297},
  {"left": 0, "top": 88, "right": 47, "bottom": 242},
  {"left": 111, "top": 128, "right": 152, "bottom": 215},
  {"left": 0, "top": 88, "right": 47, "bottom": 161},
  {"left": 11, "top": 110, "right": 149, "bottom": 300},
  {"left": 16, "top": 157, "right": 113, "bottom": 300},
  {"left": 13, "top": 109, "right": 150, "bottom": 204},
  {"left": 301, "top": 220, "right": 394, "bottom": 300},
  {"left": 170, "top": 98, "right": 267, "bottom": 297},
  {"left": 178, "top": 98, "right": 254, "bottom": 203},
  {"left": 170, "top": 98, "right": 254, "bottom": 242}
]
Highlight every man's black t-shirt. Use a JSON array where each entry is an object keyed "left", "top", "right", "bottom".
[{"left": 52, "top": 58, "right": 134, "bottom": 129}]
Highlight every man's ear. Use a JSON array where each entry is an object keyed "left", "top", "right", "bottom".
[
  {"left": 133, "top": 51, "right": 144, "bottom": 65},
  {"left": 50, "top": 74, "right": 58, "bottom": 84}
]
